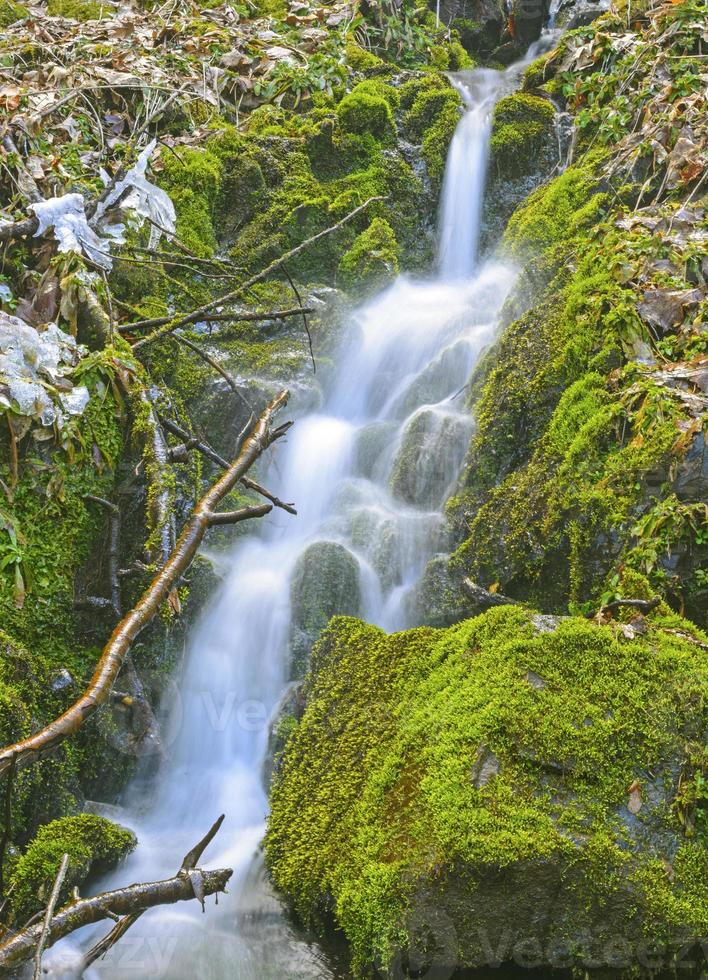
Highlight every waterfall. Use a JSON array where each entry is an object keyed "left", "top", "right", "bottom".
[{"left": 48, "top": 40, "right": 554, "bottom": 980}]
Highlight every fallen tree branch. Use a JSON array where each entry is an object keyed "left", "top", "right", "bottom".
[
  {"left": 160, "top": 417, "right": 296, "bottom": 514},
  {"left": 160, "top": 416, "right": 229, "bottom": 469},
  {"left": 0, "top": 390, "right": 292, "bottom": 777},
  {"left": 207, "top": 504, "right": 272, "bottom": 526},
  {"left": 241, "top": 477, "right": 297, "bottom": 516},
  {"left": 119, "top": 306, "right": 314, "bottom": 334},
  {"left": 598, "top": 596, "right": 661, "bottom": 617},
  {"left": 0, "top": 859, "right": 231, "bottom": 973},
  {"left": 461, "top": 577, "right": 517, "bottom": 609},
  {"left": 82, "top": 814, "right": 226, "bottom": 969},
  {"left": 32, "top": 853, "right": 69, "bottom": 980},
  {"left": 0, "top": 214, "right": 39, "bottom": 245},
  {"left": 132, "top": 196, "right": 384, "bottom": 350}
]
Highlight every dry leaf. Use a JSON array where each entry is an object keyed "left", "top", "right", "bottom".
[{"left": 627, "top": 779, "right": 643, "bottom": 814}]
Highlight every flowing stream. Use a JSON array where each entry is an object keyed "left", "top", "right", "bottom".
[{"left": 48, "top": 36, "right": 554, "bottom": 980}]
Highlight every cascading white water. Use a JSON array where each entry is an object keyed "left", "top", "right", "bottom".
[{"left": 46, "top": 36, "right": 556, "bottom": 980}]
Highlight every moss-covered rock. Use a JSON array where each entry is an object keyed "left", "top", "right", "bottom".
[
  {"left": 267, "top": 608, "right": 708, "bottom": 975},
  {"left": 338, "top": 217, "right": 399, "bottom": 295},
  {"left": 336, "top": 84, "right": 396, "bottom": 143},
  {"left": 489, "top": 93, "right": 556, "bottom": 179},
  {"left": 481, "top": 91, "right": 560, "bottom": 250},
  {"left": 452, "top": 111, "right": 706, "bottom": 618},
  {"left": 289, "top": 541, "right": 361, "bottom": 677},
  {"left": 403, "top": 86, "right": 461, "bottom": 144},
  {"left": 158, "top": 147, "right": 223, "bottom": 256},
  {"left": 8, "top": 813, "right": 136, "bottom": 922},
  {"left": 390, "top": 407, "right": 473, "bottom": 509}
]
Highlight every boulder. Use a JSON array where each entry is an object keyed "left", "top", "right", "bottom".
[
  {"left": 440, "top": 0, "right": 507, "bottom": 57},
  {"left": 390, "top": 407, "right": 473, "bottom": 509},
  {"left": 267, "top": 608, "right": 708, "bottom": 977},
  {"left": 289, "top": 540, "right": 361, "bottom": 675}
]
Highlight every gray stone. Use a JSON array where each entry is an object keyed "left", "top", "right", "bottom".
[
  {"left": 555, "top": 0, "right": 610, "bottom": 29},
  {"left": 531, "top": 614, "right": 563, "bottom": 633},
  {"left": 290, "top": 540, "right": 361, "bottom": 676},
  {"left": 471, "top": 745, "right": 501, "bottom": 787},
  {"left": 524, "top": 669, "right": 547, "bottom": 689},
  {"left": 51, "top": 668, "right": 74, "bottom": 692},
  {"left": 390, "top": 408, "right": 473, "bottom": 509}
]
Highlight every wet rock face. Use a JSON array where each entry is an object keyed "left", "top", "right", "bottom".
[
  {"left": 511, "top": 0, "right": 549, "bottom": 46},
  {"left": 555, "top": 0, "right": 611, "bottom": 29},
  {"left": 289, "top": 541, "right": 361, "bottom": 676},
  {"left": 438, "top": 0, "right": 507, "bottom": 57},
  {"left": 390, "top": 407, "right": 474, "bottom": 509}
]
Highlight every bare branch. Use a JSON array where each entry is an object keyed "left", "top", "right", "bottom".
[
  {"left": 159, "top": 417, "right": 229, "bottom": 469},
  {"left": 120, "top": 306, "right": 314, "bottom": 334},
  {"left": 282, "top": 263, "right": 315, "bottom": 374},
  {"left": 0, "top": 214, "right": 39, "bottom": 245},
  {"left": 0, "top": 390, "right": 292, "bottom": 777},
  {"left": 599, "top": 596, "right": 661, "bottom": 616},
  {"left": 207, "top": 504, "right": 272, "bottom": 526},
  {"left": 180, "top": 814, "right": 225, "bottom": 872},
  {"left": 33, "top": 853, "right": 70, "bottom": 980},
  {"left": 159, "top": 417, "right": 296, "bottom": 514},
  {"left": 240, "top": 477, "right": 297, "bottom": 516},
  {"left": 132, "top": 196, "right": 385, "bottom": 350},
  {"left": 0, "top": 868, "right": 232, "bottom": 973}
]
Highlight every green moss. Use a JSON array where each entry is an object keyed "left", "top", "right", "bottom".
[
  {"left": 489, "top": 93, "right": 556, "bottom": 179},
  {"left": 404, "top": 86, "right": 460, "bottom": 143},
  {"left": 397, "top": 78, "right": 463, "bottom": 186},
  {"left": 0, "top": 0, "right": 27, "bottom": 26},
  {"left": 345, "top": 40, "right": 388, "bottom": 75},
  {"left": 267, "top": 609, "right": 707, "bottom": 973},
  {"left": 398, "top": 73, "right": 449, "bottom": 111},
  {"left": 522, "top": 50, "right": 556, "bottom": 90},
  {"left": 8, "top": 814, "right": 136, "bottom": 922},
  {"left": 421, "top": 102, "right": 460, "bottom": 184},
  {"left": 336, "top": 85, "right": 396, "bottom": 143},
  {"left": 503, "top": 153, "right": 608, "bottom": 270},
  {"left": 338, "top": 217, "right": 399, "bottom": 295},
  {"left": 252, "top": 0, "right": 287, "bottom": 17},
  {"left": 346, "top": 78, "right": 400, "bottom": 111},
  {"left": 451, "top": 156, "right": 703, "bottom": 611},
  {"left": 158, "top": 147, "right": 223, "bottom": 256},
  {"left": 0, "top": 355, "right": 129, "bottom": 838},
  {"left": 46, "top": 0, "right": 102, "bottom": 20},
  {"left": 448, "top": 39, "right": 475, "bottom": 69},
  {"left": 429, "top": 39, "right": 474, "bottom": 71}
]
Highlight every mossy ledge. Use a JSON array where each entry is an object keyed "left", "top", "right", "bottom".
[{"left": 267, "top": 608, "right": 708, "bottom": 976}]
